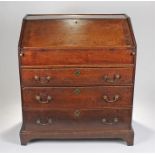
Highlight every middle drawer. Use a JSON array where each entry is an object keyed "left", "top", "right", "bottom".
[
  {"left": 21, "top": 67, "right": 133, "bottom": 87},
  {"left": 22, "top": 86, "right": 133, "bottom": 109}
]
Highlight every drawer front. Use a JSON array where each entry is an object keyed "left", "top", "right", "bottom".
[
  {"left": 24, "top": 109, "right": 132, "bottom": 131},
  {"left": 21, "top": 67, "right": 133, "bottom": 87},
  {"left": 20, "top": 49, "right": 135, "bottom": 66},
  {"left": 22, "top": 86, "right": 133, "bottom": 109}
]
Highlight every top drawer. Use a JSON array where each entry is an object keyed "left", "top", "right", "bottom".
[{"left": 19, "top": 49, "right": 135, "bottom": 66}]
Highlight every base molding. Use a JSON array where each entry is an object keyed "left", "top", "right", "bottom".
[{"left": 20, "top": 127, "right": 134, "bottom": 146}]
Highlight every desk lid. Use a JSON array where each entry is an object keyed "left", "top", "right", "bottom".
[{"left": 19, "top": 14, "right": 136, "bottom": 50}]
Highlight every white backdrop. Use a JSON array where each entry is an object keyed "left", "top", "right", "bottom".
[{"left": 0, "top": 1, "right": 155, "bottom": 153}]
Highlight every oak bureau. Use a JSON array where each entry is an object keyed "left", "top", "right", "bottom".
[{"left": 18, "top": 14, "right": 136, "bottom": 145}]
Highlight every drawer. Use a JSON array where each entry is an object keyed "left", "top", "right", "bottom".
[
  {"left": 22, "top": 86, "right": 133, "bottom": 109},
  {"left": 20, "top": 49, "right": 135, "bottom": 66},
  {"left": 21, "top": 67, "right": 133, "bottom": 87},
  {"left": 24, "top": 109, "right": 132, "bottom": 131}
]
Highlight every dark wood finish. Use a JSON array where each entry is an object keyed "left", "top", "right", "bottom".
[
  {"left": 18, "top": 14, "right": 136, "bottom": 145},
  {"left": 23, "top": 109, "right": 132, "bottom": 130},
  {"left": 21, "top": 16, "right": 134, "bottom": 49},
  {"left": 22, "top": 86, "right": 133, "bottom": 109},
  {"left": 20, "top": 49, "right": 134, "bottom": 66},
  {"left": 20, "top": 127, "right": 134, "bottom": 146},
  {"left": 21, "top": 67, "right": 133, "bottom": 86}
]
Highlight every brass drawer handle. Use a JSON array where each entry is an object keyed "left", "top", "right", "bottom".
[
  {"left": 75, "top": 70, "right": 80, "bottom": 76},
  {"left": 104, "top": 74, "right": 120, "bottom": 83},
  {"left": 36, "top": 118, "right": 52, "bottom": 125},
  {"left": 103, "top": 94, "right": 120, "bottom": 103},
  {"left": 35, "top": 95, "right": 52, "bottom": 104},
  {"left": 74, "top": 110, "right": 80, "bottom": 118},
  {"left": 101, "top": 117, "right": 118, "bottom": 125},
  {"left": 34, "top": 75, "right": 51, "bottom": 84}
]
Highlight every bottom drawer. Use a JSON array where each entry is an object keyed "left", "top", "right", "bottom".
[{"left": 23, "top": 109, "right": 132, "bottom": 131}]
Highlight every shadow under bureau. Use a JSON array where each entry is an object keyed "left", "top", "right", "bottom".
[{"left": 18, "top": 14, "right": 136, "bottom": 145}]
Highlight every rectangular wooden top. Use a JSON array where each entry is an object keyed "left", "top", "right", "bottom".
[{"left": 19, "top": 14, "right": 136, "bottom": 50}]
